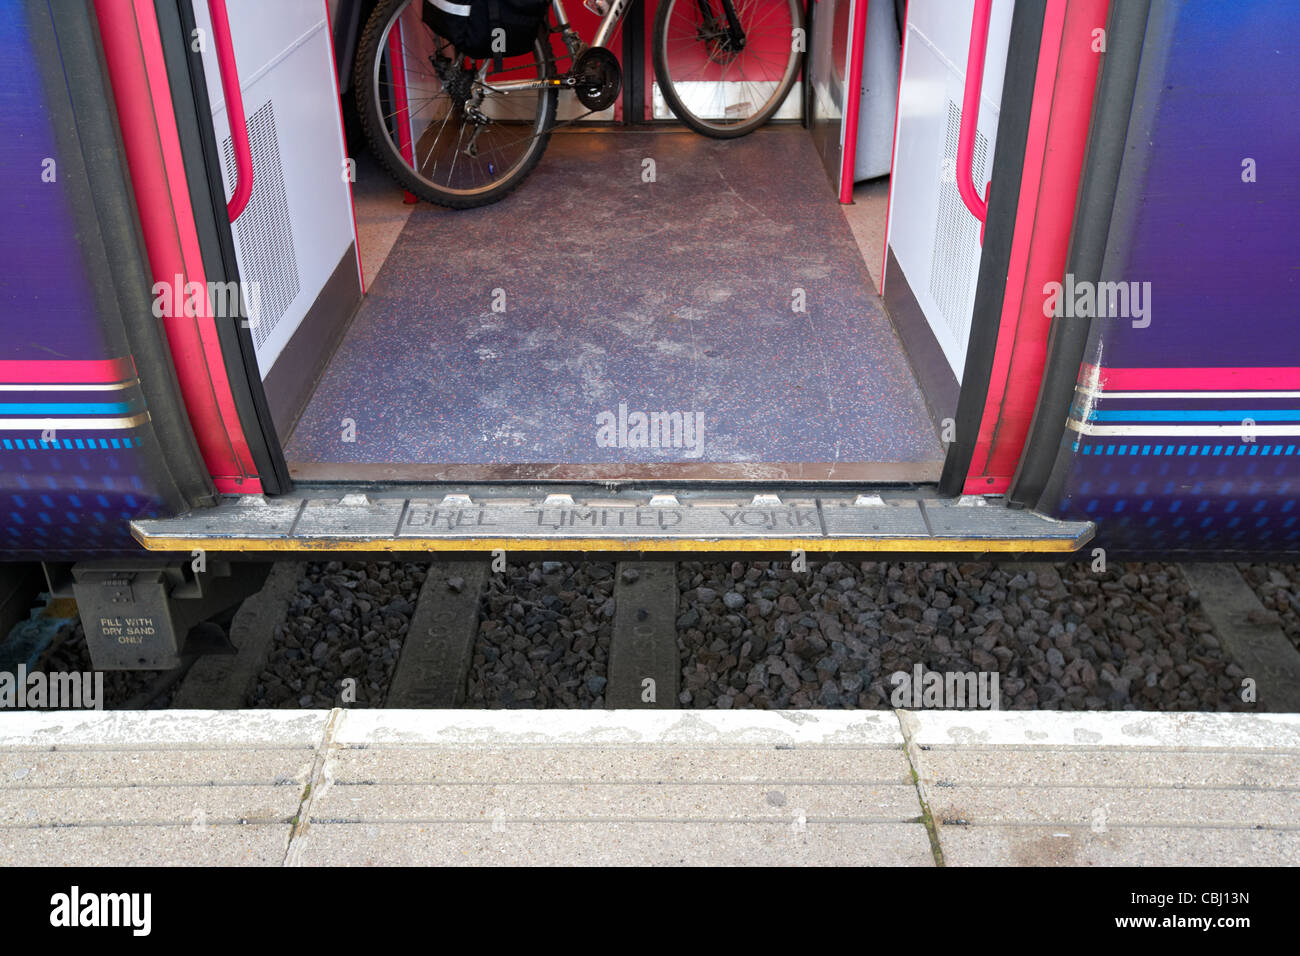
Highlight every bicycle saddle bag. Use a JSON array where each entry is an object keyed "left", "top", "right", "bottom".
[{"left": 422, "top": 0, "right": 549, "bottom": 67}]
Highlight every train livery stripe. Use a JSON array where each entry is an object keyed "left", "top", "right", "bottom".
[
  {"left": 2, "top": 436, "right": 145, "bottom": 450},
  {"left": 0, "top": 381, "right": 136, "bottom": 392},
  {"left": 1076, "top": 442, "right": 1298, "bottom": 456},
  {"left": 1069, "top": 421, "right": 1300, "bottom": 438},
  {"left": 0, "top": 357, "right": 136, "bottom": 384},
  {"left": 1085, "top": 365, "right": 1300, "bottom": 391},
  {"left": 0, "top": 413, "right": 152, "bottom": 431},
  {"left": 0, "top": 402, "right": 136, "bottom": 415},
  {"left": 1069, "top": 365, "right": 1300, "bottom": 439},
  {"left": 0, "top": 377, "right": 148, "bottom": 432},
  {"left": 1088, "top": 409, "right": 1300, "bottom": 423},
  {"left": 0, "top": 366, "right": 142, "bottom": 432},
  {"left": 1080, "top": 390, "right": 1300, "bottom": 400}
]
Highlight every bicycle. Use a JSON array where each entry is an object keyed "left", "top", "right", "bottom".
[{"left": 354, "top": 0, "right": 805, "bottom": 208}]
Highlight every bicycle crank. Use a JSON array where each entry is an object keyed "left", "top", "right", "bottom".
[{"left": 572, "top": 47, "right": 621, "bottom": 112}]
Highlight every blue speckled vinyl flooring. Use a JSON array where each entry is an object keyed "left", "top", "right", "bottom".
[{"left": 285, "top": 129, "right": 943, "bottom": 470}]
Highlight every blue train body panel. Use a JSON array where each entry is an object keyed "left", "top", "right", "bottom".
[
  {"left": 1047, "top": 0, "right": 1300, "bottom": 554},
  {"left": 0, "top": 4, "right": 170, "bottom": 558}
]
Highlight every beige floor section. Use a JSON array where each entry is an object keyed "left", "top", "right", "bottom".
[
  {"left": 352, "top": 152, "right": 418, "bottom": 288},
  {"left": 839, "top": 176, "right": 891, "bottom": 294},
  {"left": 2, "top": 710, "right": 1298, "bottom": 866}
]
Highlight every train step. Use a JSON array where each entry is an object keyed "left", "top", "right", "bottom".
[{"left": 131, "top": 488, "right": 1095, "bottom": 557}]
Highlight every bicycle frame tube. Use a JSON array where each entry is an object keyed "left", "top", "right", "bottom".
[
  {"left": 485, "top": 0, "right": 633, "bottom": 93},
  {"left": 589, "top": 0, "right": 632, "bottom": 50}
]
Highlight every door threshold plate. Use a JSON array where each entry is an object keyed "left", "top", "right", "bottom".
[{"left": 132, "top": 488, "right": 1094, "bottom": 555}]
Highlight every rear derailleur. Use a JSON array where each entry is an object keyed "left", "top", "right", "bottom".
[{"left": 430, "top": 51, "right": 493, "bottom": 157}]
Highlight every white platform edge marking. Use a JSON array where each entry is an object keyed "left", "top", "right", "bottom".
[
  {"left": 0, "top": 710, "right": 329, "bottom": 749},
  {"left": 1, "top": 710, "right": 1297, "bottom": 751},
  {"left": 905, "top": 710, "right": 1300, "bottom": 749},
  {"left": 333, "top": 709, "right": 905, "bottom": 747}
]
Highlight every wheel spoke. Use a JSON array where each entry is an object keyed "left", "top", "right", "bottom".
[
  {"left": 364, "top": 0, "right": 554, "bottom": 202},
  {"left": 657, "top": 0, "right": 800, "bottom": 131}
]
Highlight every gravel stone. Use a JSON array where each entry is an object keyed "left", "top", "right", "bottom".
[
  {"left": 464, "top": 561, "right": 614, "bottom": 709},
  {"left": 675, "top": 560, "right": 1255, "bottom": 712},
  {"left": 20, "top": 556, "right": 1283, "bottom": 716},
  {"left": 38, "top": 622, "right": 178, "bottom": 709},
  {"left": 251, "top": 560, "right": 427, "bottom": 708},
  {"left": 1238, "top": 562, "right": 1300, "bottom": 655}
]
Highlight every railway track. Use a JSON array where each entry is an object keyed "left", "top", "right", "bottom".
[{"left": 5, "top": 557, "right": 1300, "bottom": 713}]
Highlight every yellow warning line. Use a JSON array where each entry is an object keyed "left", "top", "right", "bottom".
[{"left": 134, "top": 534, "right": 1088, "bottom": 554}]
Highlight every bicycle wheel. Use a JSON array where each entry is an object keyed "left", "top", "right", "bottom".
[
  {"left": 652, "top": 0, "right": 803, "bottom": 139},
  {"left": 354, "top": 0, "right": 558, "bottom": 208}
]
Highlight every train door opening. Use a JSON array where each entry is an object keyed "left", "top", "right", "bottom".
[{"left": 176, "top": 0, "right": 1026, "bottom": 488}]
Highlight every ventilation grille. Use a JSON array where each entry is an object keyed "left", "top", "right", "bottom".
[
  {"left": 928, "top": 99, "right": 990, "bottom": 351},
  {"left": 221, "top": 100, "right": 300, "bottom": 352}
]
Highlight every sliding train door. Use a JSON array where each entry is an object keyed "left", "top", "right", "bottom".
[{"left": 883, "top": 0, "right": 1112, "bottom": 496}]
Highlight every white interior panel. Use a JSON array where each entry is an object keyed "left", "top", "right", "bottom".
[
  {"left": 193, "top": 0, "right": 358, "bottom": 378},
  {"left": 884, "top": 0, "right": 1014, "bottom": 381}
]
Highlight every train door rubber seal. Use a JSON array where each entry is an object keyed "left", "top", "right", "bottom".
[{"left": 936, "top": 0, "right": 1047, "bottom": 497}]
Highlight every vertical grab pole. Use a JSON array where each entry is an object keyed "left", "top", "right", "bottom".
[
  {"left": 838, "top": 0, "right": 869, "bottom": 204},
  {"left": 206, "top": 0, "right": 253, "bottom": 220},
  {"left": 956, "top": 0, "right": 992, "bottom": 240}
]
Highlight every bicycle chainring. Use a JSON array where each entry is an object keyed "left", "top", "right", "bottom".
[{"left": 573, "top": 47, "right": 622, "bottom": 112}]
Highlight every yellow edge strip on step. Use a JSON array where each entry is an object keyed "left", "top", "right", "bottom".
[{"left": 133, "top": 534, "right": 1088, "bottom": 554}]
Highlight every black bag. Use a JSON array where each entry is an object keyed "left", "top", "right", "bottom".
[{"left": 422, "top": 0, "right": 549, "bottom": 66}]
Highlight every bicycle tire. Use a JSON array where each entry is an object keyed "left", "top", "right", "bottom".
[
  {"left": 652, "top": 0, "right": 803, "bottom": 139},
  {"left": 354, "top": 0, "right": 558, "bottom": 209}
]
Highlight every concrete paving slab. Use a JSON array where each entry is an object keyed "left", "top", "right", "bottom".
[
  {"left": 937, "top": 825, "right": 1300, "bottom": 866},
  {"left": 0, "top": 750, "right": 315, "bottom": 788},
  {"left": 916, "top": 749, "right": 1300, "bottom": 789},
  {"left": 0, "top": 710, "right": 329, "bottom": 749},
  {"left": 0, "top": 824, "right": 292, "bottom": 866},
  {"left": 927, "top": 785, "right": 1300, "bottom": 828},
  {"left": 335, "top": 709, "right": 905, "bottom": 747},
  {"left": 904, "top": 710, "right": 1300, "bottom": 866},
  {"left": 290, "top": 820, "right": 934, "bottom": 866},
  {"left": 0, "top": 784, "right": 302, "bottom": 826},
  {"left": 310, "top": 782, "right": 922, "bottom": 822},
  {"left": 1, "top": 709, "right": 1294, "bottom": 865},
  {"left": 324, "top": 746, "right": 914, "bottom": 784},
  {"left": 903, "top": 709, "right": 1300, "bottom": 749}
]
